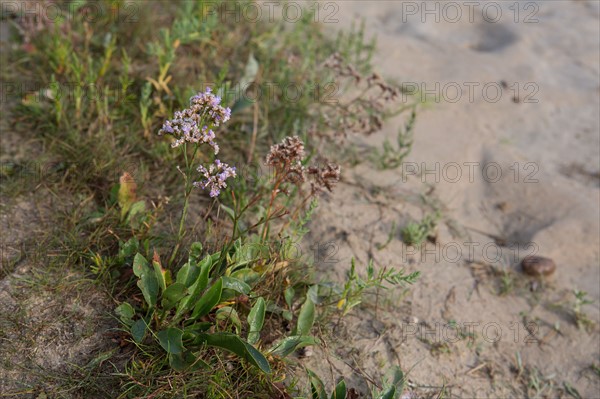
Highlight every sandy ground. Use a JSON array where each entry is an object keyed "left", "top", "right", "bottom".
[
  {"left": 1, "top": 1, "right": 599, "bottom": 397},
  {"left": 302, "top": 1, "right": 600, "bottom": 397}
]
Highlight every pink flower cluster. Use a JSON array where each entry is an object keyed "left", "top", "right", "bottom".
[
  {"left": 193, "top": 160, "right": 237, "bottom": 198},
  {"left": 158, "top": 88, "right": 232, "bottom": 154},
  {"left": 159, "top": 88, "right": 236, "bottom": 197}
]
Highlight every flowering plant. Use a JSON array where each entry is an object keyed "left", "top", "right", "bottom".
[{"left": 158, "top": 88, "right": 237, "bottom": 263}]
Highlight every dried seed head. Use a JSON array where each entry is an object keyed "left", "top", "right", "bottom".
[
  {"left": 265, "top": 136, "right": 305, "bottom": 168},
  {"left": 308, "top": 162, "right": 341, "bottom": 193}
]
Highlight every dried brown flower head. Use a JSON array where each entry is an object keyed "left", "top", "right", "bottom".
[
  {"left": 321, "top": 53, "right": 402, "bottom": 137},
  {"left": 265, "top": 136, "right": 305, "bottom": 167},
  {"left": 308, "top": 162, "right": 341, "bottom": 193},
  {"left": 265, "top": 137, "right": 340, "bottom": 195}
]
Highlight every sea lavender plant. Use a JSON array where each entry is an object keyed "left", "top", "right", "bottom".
[
  {"left": 158, "top": 88, "right": 236, "bottom": 264},
  {"left": 261, "top": 136, "right": 341, "bottom": 239}
]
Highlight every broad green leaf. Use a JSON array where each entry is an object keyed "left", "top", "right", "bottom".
[
  {"left": 153, "top": 260, "right": 167, "bottom": 292},
  {"left": 115, "top": 302, "right": 135, "bottom": 326},
  {"left": 282, "top": 310, "right": 293, "bottom": 321},
  {"left": 377, "top": 386, "right": 396, "bottom": 399},
  {"left": 184, "top": 322, "right": 212, "bottom": 334},
  {"left": 157, "top": 328, "right": 185, "bottom": 354},
  {"left": 247, "top": 297, "right": 266, "bottom": 345},
  {"left": 119, "top": 237, "right": 139, "bottom": 259},
  {"left": 132, "top": 253, "right": 149, "bottom": 277},
  {"left": 389, "top": 366, "right": 405, "bottom": 393},
  {"left": 307, "top": 284, "right": 321, "bottom": 304},
  {"left": 284, "top": 286, "right": 295, "bottom": 308},
  {"left": 161, "top": 282, "right": 187, "bottom": 310},
  {"left": 197, "top": 332, "right": 270, "bottom": 373},
  {"left": 268, "top": 336, "right": 319, "bottom": 358},
  {"left": 176, "top": 262, "right": 200, "bottom": 288},
  {"left": 175, "top": 255, "right": 213, "bottom": 318},
  {"left": 134, "top": 255, "right": 159, "bottom": 308},
  {"left": 191, "top": 278, "right": 223, "bottom": 319},
  {"left": 131, "top": 319, "right": 147, "bottom": 343},
  {"left": 126, "top": 200, "right": 146, "bottom": 226},
  {"left": 216, "top": 306, "right": 241, "bottom": 333},
  {"left": 332, "top": 380, "right": 346, "bottom": 399},
  {"left": 307, "top": 369, "right": 327, "bottom": 399},
  {"left": 230, "top": 268, "right": 261, "bottom": 286},
  {"left": 296, "top": 296, "right": 315, "bottom": 336},
  {"left": 196, "top": 255, "right": 212, "bottom": 293},
  {"left": 222, "top": 276, "right": 251, "bottom": 295},
  {"left": 137, "top": 271, "right": 159, "bottom": 308}
]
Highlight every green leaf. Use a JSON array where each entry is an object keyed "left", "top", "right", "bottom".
[
  {"left": 222, "top": 276, "right": 251, "bottom": 295},
  {"left": 307, "top": 369, "right": 327, "bottom": 399},
  {"left": 185, "top": 322, "right": 212, "bottom": 334},
  {"left": 137, "top": 271, "right": 159, "bottom": 308},
  {"left": 230, "top": 268, "right": 261, "bottom": 286},
  {"left": 268, "top": 336, "right": 319, "bottom": 358},
  {"left": 115, "top": 302, "right": 135, "bottom": 326},
  {"left": 131, "top": 319, "right": 147, "bottom": 343},
  {"left": 284, "top": 286, "right": 295, "bottom": 309},
  {"left": 388, "top": 366, "right": 405, "bottom": 393},
  {"left": 133, "top": 253, "right": 149, "bottom": 277},
  {"left": 219, "top": 204, "right": 236, "bottom": 222},
  {"left": 191, "top": 278, "right": 223, "bottom": 319},
  {"left": 189, "top": 242, "right": 203, "bottom": 262},
  {"left": 282, "top": 310, "right": 293, "bottom": 321},
  {"left": 133, "top": 255, "right": 159, "bottom": 308},
  {"left": 119, "top": 238, "right": 139, "bottom": 259},
  {"left": 157, "top": 328, "right": 185, "bottom": 354},
  {"left": 196, "top": 255, "right": 212, "bottom": 292},
  {"left": 175, "top": 255, "right": 213, "bottom": 318},
  {"left": 126, "top": 200, "right": 146, "bottom": 227},
  {"left": 161, "top": 282, "right": 187, "bottom": 310},
  {"left": 176, "top": 262, "right": 200, "bottom": 288},
  {"left": 296, "top": 296, "right": 315, "bottom": 336},
  {"left": 377, "top": 386, "right": 396, "bottom": 399},
  {"left": 564, "top": 382, "right": 582, "bottom": 399},
  {"left": 332, "top": 380, "right": 346, "bottom": 399},
  {"left": 197, "top": 332, "right": 270, "bottom": 373},
  {"left": 153, "top": 260, "right": 167, "bottom": 293},
  {"left": 247, "top": 297, "right": 266, "bottom": 345},
  {"left": 216, "top": 306, "right": 242, "bottom": 333}
]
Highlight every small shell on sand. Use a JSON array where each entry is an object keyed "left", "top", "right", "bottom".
[{"left": 521, "top": 255, "right": 556, "bottom": 277}]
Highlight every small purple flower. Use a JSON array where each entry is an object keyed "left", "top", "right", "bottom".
[
  {"left": 193, "top": 160, "right": 237, "bottom": 197},
  {"left": 158, "top": 87, "right": 232, "bottom": 151}
]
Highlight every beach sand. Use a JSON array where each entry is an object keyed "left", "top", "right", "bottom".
[{"left": 303, "top": 1, "right": 600, "bottom": 396}]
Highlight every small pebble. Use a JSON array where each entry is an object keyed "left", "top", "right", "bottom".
[{"left": 521, "top": 255, "right": 556, "bottom": 277}]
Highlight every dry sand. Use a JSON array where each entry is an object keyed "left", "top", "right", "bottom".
[{"left": 302, "top": 1, "right": 600, "bottom": 397}]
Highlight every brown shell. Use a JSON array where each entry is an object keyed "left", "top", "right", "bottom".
[{"left": 521, "top": 255, "right": 556, "bottom": 277}]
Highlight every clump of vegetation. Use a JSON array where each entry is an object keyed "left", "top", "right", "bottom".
[
  {"left": 401, "top": 211, "right": 440, "bottom": 246},
  {"left": 374, "top": 108, "right": 416, "bottom": 170},
  {"left": 2, "top": 0, "right": 419, "bottom": 397},
  {"left": 572, "top": 289, "right": 595, "bottom": 331}
]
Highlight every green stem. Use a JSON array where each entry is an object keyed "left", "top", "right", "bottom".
[{"left": 169, "top": 143, "right": 200, "bottom": 266}]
